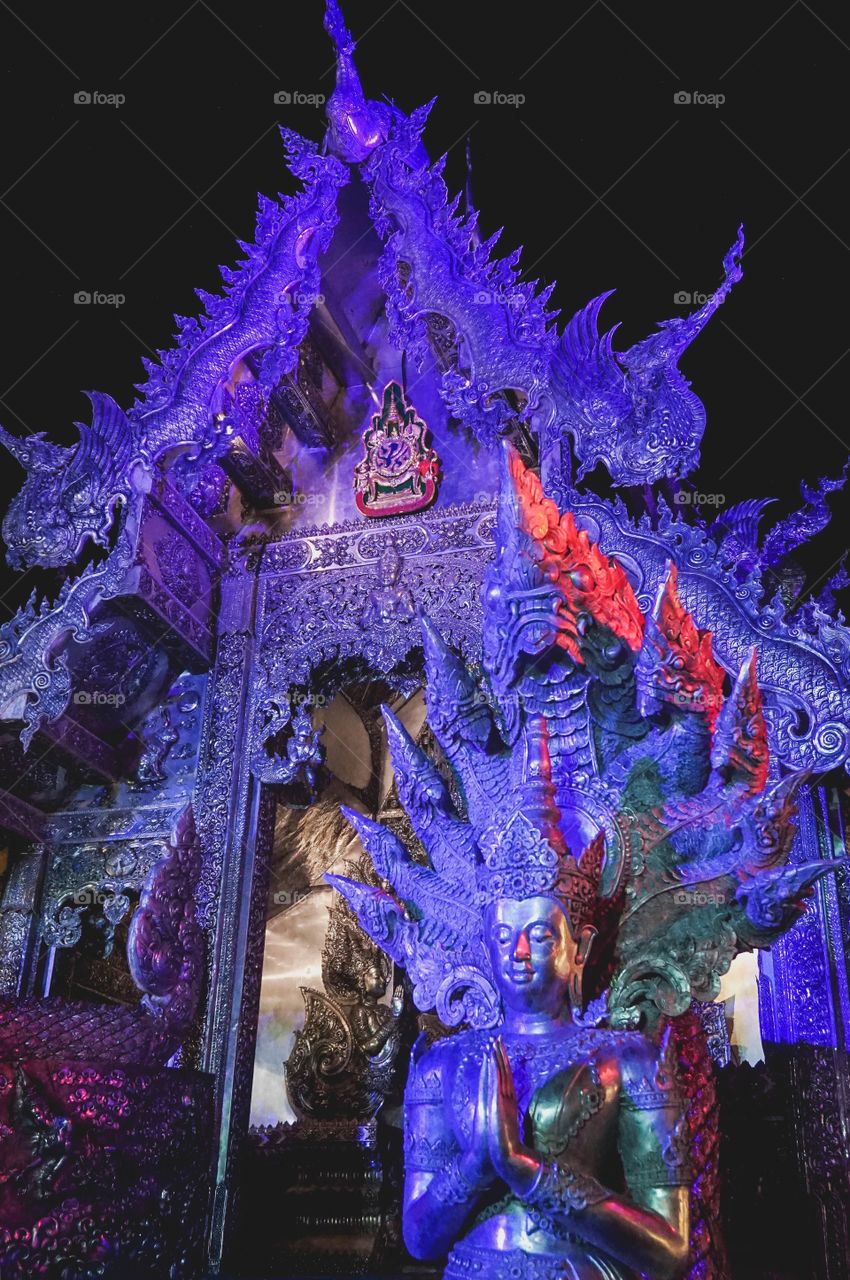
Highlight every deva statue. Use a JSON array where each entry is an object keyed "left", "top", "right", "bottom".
[{"left": 330, "top": 445, "right": 833, "bottom": 1280}]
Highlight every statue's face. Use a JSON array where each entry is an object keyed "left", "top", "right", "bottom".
[
  {"left": 363, "top": 964, "right": 385, "bottom": 998},
  {"left": 485, "top": 895, "right": 594, "bottom": 1015}
]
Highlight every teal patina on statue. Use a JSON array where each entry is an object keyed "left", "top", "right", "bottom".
[{"left": 330, "top": 445, "right": 834, "bottom": 1279}]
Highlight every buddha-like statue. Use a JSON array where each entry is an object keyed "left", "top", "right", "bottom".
[
  {"left": 401, "top": 871, "right": 695, "bottom": 1278},
  {"left": 329, "top": 444, "right": 833, "bottom": 1279}
]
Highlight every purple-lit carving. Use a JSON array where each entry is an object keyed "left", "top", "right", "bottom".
[
  {"left": 0, "top": 392, "right": 133, "bottom": 571},
  {"left": 550, "top": 227, "right": 744, "bottom": 486},
  {"left": 322, "top": 0, "right": 391, "bottom": 162},
  {"left": 709, "top": 461, "right": 849, "bottom": 579},
  {"left": 0, "top": 1, "right": 847, "bottom": 1276}
]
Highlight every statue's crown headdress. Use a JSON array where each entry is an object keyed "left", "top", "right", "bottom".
[{"left": 477, "top": 810, "right": 605, "bottom": 930}]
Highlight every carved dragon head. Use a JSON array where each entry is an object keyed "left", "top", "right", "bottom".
[
  {"left": 482, "top": 441, "right": 644, "bottom": 693},
  {"left": 322, "top": 0, "right": 391, "bottom": 163},
  {"left": 0, "top": 393, "right": 135, "bottom": 571}
]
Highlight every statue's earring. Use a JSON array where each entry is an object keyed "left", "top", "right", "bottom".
[{"left": 569, "top": 924, "right": 596, "bottom": 1013}]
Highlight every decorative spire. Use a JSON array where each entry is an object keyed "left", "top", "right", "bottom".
[
  {"left": 322, "top": 0, "right": 390, "bottom": 163},
  {"left": 464, "top": 136, "right": 481, "bottom": 249},
  {"left": 419, "top": 612, "right": 509, "bottom": 830},
  {"left": 380, "top": 704, "right": 479, "bottom": 892},
  {"left": 421, "top": 611, "right": 490, "bottom": 747}
]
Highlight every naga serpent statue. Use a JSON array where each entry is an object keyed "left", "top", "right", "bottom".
[{"left": 329, "top": 444, "right": 836, "bottom": 1280}]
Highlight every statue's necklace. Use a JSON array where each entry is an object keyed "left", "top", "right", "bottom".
[
  {"left": 500, "top": 1028, "right": 602, "bottom": 1113},
  {"left": 453, "top": 1027, "right": 606, "bottom": 1134}
]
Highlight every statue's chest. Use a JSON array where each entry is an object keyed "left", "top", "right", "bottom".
[{"left": 451, "top": 1031, "right": 613, "bottom": 1157}]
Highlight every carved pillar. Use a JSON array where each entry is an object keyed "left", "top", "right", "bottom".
[
  {"left": 758, "top": 784, "right": 850, "bottom": 1048},
  {"left": 193, "top": 567, "right": 277, "bottom": 1273},
  {"left": 0, "top": 846, "right": 47, "bottom": 996}
]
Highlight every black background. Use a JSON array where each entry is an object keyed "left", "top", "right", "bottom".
[{"left": 0, "top": 0, "right": 847, "bottom": 610}]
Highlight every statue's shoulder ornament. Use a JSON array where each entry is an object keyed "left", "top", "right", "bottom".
[
  {"left": 618, "top": 1027, "right": 683, "bottom": 1113},
  {"left": 405, "top": 1029, "right": 466, "bottom": 1104},
  {"left": 616, "top": 1028, "right": 692, "bottom": 1193}
]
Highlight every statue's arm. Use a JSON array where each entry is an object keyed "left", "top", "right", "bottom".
[
  {"left": 521, "top": 1162, "right": 689, "bottom": 1280},
  {"left": 351, "top": 1004, "right": 395, "bottom": 1055},
  {"left": 537, "top": 1038, "right": 690, "bottom": 1280},
  {"left": 402, "top": 1034, "right": 492, "bottom": 1261},
  {"left": 494, "top": 1037, "right": 690, "bottom": 1280}
]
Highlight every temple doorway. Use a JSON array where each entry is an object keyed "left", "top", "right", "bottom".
[{"left": 237, "top": 679, "right": 429, "bottom": 1276}]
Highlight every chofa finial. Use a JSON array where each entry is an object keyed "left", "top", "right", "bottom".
[{"left": 322, "top": 0, "right": 391, "bottom": 163}]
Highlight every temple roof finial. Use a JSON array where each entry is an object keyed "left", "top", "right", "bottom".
[{"left": 323, "top": 0, "right": 390, "bottom": 163}]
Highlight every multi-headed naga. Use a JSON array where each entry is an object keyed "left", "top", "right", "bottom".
[{"left": 331, "top": 445, "right": 832, "bottom": 1280}]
